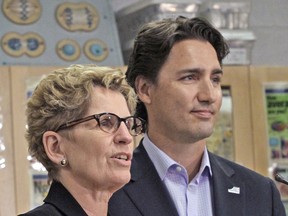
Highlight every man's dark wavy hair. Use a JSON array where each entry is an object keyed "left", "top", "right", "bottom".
[{"left": 126, "top": 16, "right": 230, "bottom": 122}]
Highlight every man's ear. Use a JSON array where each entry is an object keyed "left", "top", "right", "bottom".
[
  {"left": 135, "top": 75, "right": 153, "bottom": 104},
  {"left": 42, "top": 131, "right": 65, "bottom": 165}
]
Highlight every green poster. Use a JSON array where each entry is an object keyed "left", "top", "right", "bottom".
[{"left": 265, "top": 83, "right": 288, "bottom": 162}]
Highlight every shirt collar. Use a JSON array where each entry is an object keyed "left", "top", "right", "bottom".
[
  {"left": 142, "top": 133, "right": 212, "bottom": 182},
  {"left": 194, "top": 147, "right": 212, "bottom": 184},
  {"left": 143, "top": 134, "right": 175, "bottom": 180}
]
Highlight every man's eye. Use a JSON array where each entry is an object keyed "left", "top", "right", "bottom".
[
  {"left": 182, "top": 74, "right": 197, "bottom": 81},
  {"left": 212, "top": 76, "right": 221, "bottom": 84}
]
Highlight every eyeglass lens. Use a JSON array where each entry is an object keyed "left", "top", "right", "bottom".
[{"left": 98, "top": 114, "right": 143, "bottom": 136}]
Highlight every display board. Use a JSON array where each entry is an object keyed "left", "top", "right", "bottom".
[{"left": 0, "top": 0, "right": 123, "bottom": 66}]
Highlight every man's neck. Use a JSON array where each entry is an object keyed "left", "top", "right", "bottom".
[{"left": 147, "top": 132, "right": 206, "bottom": 180}]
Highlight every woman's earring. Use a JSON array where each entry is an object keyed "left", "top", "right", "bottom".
[{"left": 60, "top": 158, "right": 68, "bottom": 166}]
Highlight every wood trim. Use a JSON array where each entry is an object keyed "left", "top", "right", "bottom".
[{"left": 0, "top": 67, "right": 16, "bottom": 215}]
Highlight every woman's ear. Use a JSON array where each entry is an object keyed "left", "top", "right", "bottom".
[
  {"left": 135, "top": 75, "right": 153, "bottom": 104},
  {"left": 42, "top": 131, "right": 65, "bottom": 165}
]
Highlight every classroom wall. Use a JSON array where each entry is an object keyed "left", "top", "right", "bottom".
[{"left": 110, "top": 0, "right": 288, "bottom": 66}]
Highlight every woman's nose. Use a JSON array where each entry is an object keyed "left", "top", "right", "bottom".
[{"left": 113, "top": 122, "right": 133, "bottom": 145}]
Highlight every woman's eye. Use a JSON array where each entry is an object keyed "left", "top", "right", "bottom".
[{"left": 100, "top": 119, "right": 114, "bottom": 128}]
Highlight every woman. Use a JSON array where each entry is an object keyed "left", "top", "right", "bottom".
[{"left": 19, "top": 64, "right": 145, "bottom": 216}]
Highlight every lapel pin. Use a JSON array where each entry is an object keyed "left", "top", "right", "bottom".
[{"left": 228, "top": 186, "right": 240, "bottom": 194}]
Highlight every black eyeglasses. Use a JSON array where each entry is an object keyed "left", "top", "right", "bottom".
[{"left": 56, "top": 112, "right": 145, "bottom": 136}]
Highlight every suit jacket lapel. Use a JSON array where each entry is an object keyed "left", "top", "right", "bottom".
[
  {"left": 45, "top": 181, "right": 88, "bottom": 216},
  {"left": 209, "top": 153, "right": 246, "bottom": 216},
  {"left": 124, "top": 142, "right": 179, "bottom": 216}
]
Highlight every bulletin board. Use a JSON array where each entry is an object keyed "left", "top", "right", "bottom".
[{"left": 0, "top": 0, "right": 123, "bottom": 66}]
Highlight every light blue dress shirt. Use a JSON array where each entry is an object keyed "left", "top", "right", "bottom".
[{"left": 142, "top": 134, "right": 213, "bottom": 216}]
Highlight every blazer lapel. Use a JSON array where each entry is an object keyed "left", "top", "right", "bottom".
[
  {"left": 45, "top": 181, "right": 88, "bottom": 216},
  {"left": 209, "top": 153, "right": 246, "bottom": 216},
  {"left": 123, "top": 143, "right": 179, "bottom": 216}
]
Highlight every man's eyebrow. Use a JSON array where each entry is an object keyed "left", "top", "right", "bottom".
[
  {"left": 212, "top": 69, "right": 223, "bottom": 75},
  {"left": 177, "top": 68, "right": 203, "bottom": 74},
  {"left": 177, "top": 68, "right": 223, "bottom": 75}
]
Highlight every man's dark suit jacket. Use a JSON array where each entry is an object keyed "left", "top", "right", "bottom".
[
  {"left": 109, "top": 142, "right": 286, "bottom": 216},
  {"left": 18, "top": 181, "right": 88, "bottom": 216}
]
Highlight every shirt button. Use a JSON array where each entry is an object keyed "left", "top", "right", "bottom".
[{"left": 176, "top": 166, "right": 182, "bottom": 172}]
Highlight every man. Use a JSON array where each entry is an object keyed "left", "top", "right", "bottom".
[{"left": 109, "top": 16, "right": 285, "bottom": 216}]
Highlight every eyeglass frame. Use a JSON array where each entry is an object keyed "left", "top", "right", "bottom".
[{"left": 55, "top": 112, "right": 145, "bottom": 136}]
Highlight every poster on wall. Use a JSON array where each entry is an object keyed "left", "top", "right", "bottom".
[
  {"left": 264, "top": 83, "right": 288, "bottom": 163},
  {"left": 0, "top": 0, "right": 123, "bottom": 66},
  {"left": 264, "top": 82, "right": 288, "bottom": 211},
  {"left": 31, "top": 171, "right": 49, "bottom": 208}
]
